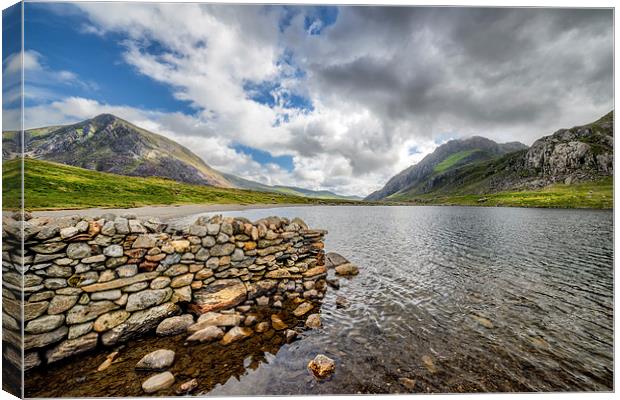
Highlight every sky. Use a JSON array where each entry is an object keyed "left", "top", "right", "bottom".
[{"left": 2, "top": 3, "right": 614, "bottom": 196}]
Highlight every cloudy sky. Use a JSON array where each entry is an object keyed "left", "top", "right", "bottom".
[{"left": 2, "top": 3, "right": 613, "bottom": 196}]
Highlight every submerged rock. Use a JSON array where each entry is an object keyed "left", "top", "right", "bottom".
[
  {"left": 335, "top": 263, "right": 359, "bottom": 276},
  {"left": 136, "top": 349, "right": 175, "bottom": 370},
  {"left": 270, "top": 314, "right": 287, "bottom": 331},
  {"left": 142, "top": 371, "right": 175, "bottom": 393},
  {"left": 305, "top": 314, "right": 322, "bottom": 329},
  {"left": 308, "top": 354, "right": 335, "bottom": 378},
  {"left": 176, "top": 378, "right": 198, "bottom": 394},
  {"left": 335, "top": 296, "right": 349, "bottom": 309},
  {"left": 422, "top": 355, "right": 437, "bottom": 374},
  {"left": 326, "top": 278, "right": 340, "bottom": 289},
  {"left": 398, "top": 377, "right": 416, "bottom": 390},
  {"left": 97, "top": 351, "right": 119, "bottom": 372},
  {"left": 325, "top": 252, "right": 349, "bottom": 268},
  {"left": 186, "top": 326, "right": 224, "bottom": 343},
  {"left": 293, "top": 302, "right": 314, "bottom": 317},
  {"left": 285, "top": 329, "right": 298, "bottom": 343},
  {"left": 220, "top": 326, "right": 253, "bottom": 345}
]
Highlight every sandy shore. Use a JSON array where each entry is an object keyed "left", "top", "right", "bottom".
[{"left": 31, "top": 203, "right": 314, "bottom": 221}]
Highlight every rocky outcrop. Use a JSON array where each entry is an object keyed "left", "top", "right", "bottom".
[{"left": 2, "top": 213, "right": 327, "bottom": 369}]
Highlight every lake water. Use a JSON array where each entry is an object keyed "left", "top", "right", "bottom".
[{"left": 26, "top": 206, "right": 614, "bottom": 395}]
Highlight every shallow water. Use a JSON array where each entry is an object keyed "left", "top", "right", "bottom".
[{"left": 26, "top": 206, "right": 614, "bottom": 396}]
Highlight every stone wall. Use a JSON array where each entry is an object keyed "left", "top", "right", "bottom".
[{"left": 2, "top": 212, "right": 327, "bottom": 370}]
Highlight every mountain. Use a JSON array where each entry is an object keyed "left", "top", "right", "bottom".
[
  {"left": 366, "top": 136, "right": 528, "bottom": 200},
  {"left": 2, "top": 114, "right": 358, "bottom": 200},
  {"left": 4, "top": 114, "right": 234, "bottom": 187},
  {"left": 222, "top": 173, "right": 362, "bottom": 200},
  {"left": 366, "top": 111, "right": 613, "bottom": 201}
]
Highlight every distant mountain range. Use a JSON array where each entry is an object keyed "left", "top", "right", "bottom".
[
  {"left": 2, "top": 114, "right": 360, "bottom": 200},
  {"left": 366, "top": 111, "right": 613, "bottom": 201}
]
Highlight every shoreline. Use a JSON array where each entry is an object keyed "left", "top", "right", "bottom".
[{"left": 30, "top": 203, "right": 318, "bottom": 221}]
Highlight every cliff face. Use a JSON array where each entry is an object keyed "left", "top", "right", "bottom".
[{"left": 524, "top": 112, "right": 613, "bottom": 184}]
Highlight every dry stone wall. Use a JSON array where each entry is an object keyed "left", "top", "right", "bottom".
[{"left": 2, "top": 212, "right": 327, "bottom": 370}]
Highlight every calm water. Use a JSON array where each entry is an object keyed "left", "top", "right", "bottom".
[{"left": 27, "top": 206, "right": 613, "bottom": 396}]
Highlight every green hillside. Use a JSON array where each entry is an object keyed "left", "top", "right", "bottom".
[{"left": 2, "top": 159, "right": 356, "bottom": 210}]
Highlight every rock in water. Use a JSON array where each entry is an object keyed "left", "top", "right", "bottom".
[
  {"left": 422, "top": 355, "right": 437, "bottom": 374},
  {"left": 326, "top": 278, "right": 340, "bottom": 289},
  {"left": 136, "top": 349, "right": 175, "bottom": 370},
  {"left": 335, "top": 263, "right": 359, "bottom": 276},
  {"left": 308, "top": 354, "right": 335, "bottom": 378},
  {"left": 156, "top": 314, "right": 194, "bottom": 336},
  {"left": 220, "top": 326, "right": 253, "bottom": 345},
  {"left": 270, "top": 314, "right": 287, "bottom": 331},
  {"left": 398, "top": 377, "right": 416, "bottom": 390},
  {"left": 293, "top": 302, "right": 314, "bottom": 317},
  {"left": 177, "top": 378, "right": 198, "bottom": 394},
  {"left": 325, "top": 252, "right": 349, "bottom": 268},
  {"left": 305, "top": 314, "right": 322, "bottom": 329},
  {"left": 470, "top": 314, "right": 494, "bottom": 329},
  {"left": 186, "top": 326, "right": 224, "bottom": 343},
  {"left": 285, "top": 329, "right": 298, "bottom": 343},
  {"left": 142, "top": 371, "right": 175, "bottom": 393},
  {"left": 97, "top": 351, "right": 119, "bottom": 372},
  {"left": 335, "top": 296, "right": 349, "bottom": 309}
]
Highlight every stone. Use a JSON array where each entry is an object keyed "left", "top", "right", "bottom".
[
  {"left": 265, "top": 269, "right": 292, "bottom": 279},
  {"left": 115, "top": 294, "right": 129, "bottom": 306},
  {"left": 303, "top": 265, "right": 327, "bottom": 278},
  {"left": 25, "top": 315, "right": 65, "bottom": 334},
  {"left": 206, "top": 223, "right": 220, "bottom": 235},
  {"left": 325, "top": 252, "right": 349, "bottom": 268},
  {"left": 398, "top": 377, "right": 417, "bottom": 390},
  {"left": 25, "top": 301, "right": 49, "bottom": 321},
  {"left": 66, "top": 243, "right": 92, "bottom": 259},
  {"left": 221, "top": 222, "right": 233, "bottom": 236},
  {"left": 106, "top": 256, "right": 128, "bottom": 268},
  {"left": 46, "top": 332, "right": 98, "bottom": 363},
  {"left": 124, "top": 282, "right": 149, "bottom": 292},
  {"left": 191, "top": 279, "right": 247, "bottom": 314},
  {"left": 116, "top": 264, "right": 138, "bottom": 278},
  {"left": 129, "top": 220, "right": 147, "bottom": 233},
  {"left": 114, "top": 218, "right": 130, "bottom": 234},
  {"left": 31, "top": 242, "right": 67, "bottom": 254},
  {"left": 270, "top": 314, "right": 287, "bottom": 331},
  {"left": 156, "top": 314, "right": 194, "bottom": 336},
  {"left": 305, "top": 314, "right": 322, "bottom": 329},
  {"left": 102, "top": 303, "right": 180, "bottom": 346},
  {"left": 164, "top": 264, "right": 188, "bottom": 277},
  {"left": 79, "top": 294, "right": 90, "bottom": 304},
  {"left": 293, "top": 302, "right": 314, "bottom": 317},
  {"left": 171, "top": 273, "right": 193, "bottom": 288},
  {"left": 188, "top": 312, "right": 241, "bottom": 333},
  {"left": 255, "top": 321, "right": 270, "bottom": 333},
  {"left": 103, "top": 245, "right": 124, "bottom": 257},
  {"left": 336, "top": 296, "right": 349, "bottom": 309},
  {"left": 136, "top": 349, "right": 175, "bottom": 370},
  {"left": 29, "top": 291, "right": 54, "bottom": 302},
  {"left": 126, "top": 288, "right": 173, "bottom": 312},
  {"left": 195, "top": 269, "right": 213, "bottom": 280},
  {"left": 82, "top": 254, "right": 106, "bottom": 264},
  {"left": 209, "top": 243, "right": 235, "bottom": 256},
  {"left": 101, "top": 221, "right": 116, "bottom": 236},
  {"left": 285, "top": 329, "right": 297, "bottom": 343},
  {"left": 256, "top": 296, "right": 270, "bottom": 306},
  {"left": 186, "top": 326, "right": 225, "bottom": 343},
  {"left": 142, "top": 371, "right": 175, "bottom": 394},
  {"left": 150, "top": 276, "right": 171, "bottom": 289},
  {"left": 189, "top": 225, "right": 207, "bottom": 237},
  {"left": 202, "top": 236, "right": 216, "bottom": 247},
  {"left": 76, "top": 220, "right": 89, "bottom": 232},
  {"left": 24, "top": 326, "right": 68, "bottom": 350},
  {"left": 68, "top": 322, "right": 93, "bottom": 339},
  {"left": 171, "top": 240, "right": 190, "bottom": 253},
  {"left": 308, "top": 354, "right": 335, "bottom": 378},
  {"left": 91, "top": 289, "right": 122, "bottom": 301},
  {"left": 80, "top": 272, "right": 159, "bottom": 292},
  {"left": 97, "top": 351, "right": 119, "bottom": 372},
  {"left": 171, "top": 286, "right": 192, "bottom": 303},
  {"left": 335, "top": 263, "right": 359, "bottom": 276},
  {"left": 48, "top": 295, "right": 79, "bottom": 314},
  {"left": 220, "top": 326, "right": 252, "bottom": 345},
  {"left": 60, "top": 226, "right": 79, "bottom": 239},
  {"left": 326, "top": 278, "right": 340, "bottom": 289},
  {"left": 66, "top": 301, "right": 120, "bottom": 324},
  {"left": 231, "top": 248, "right": 244, "bottom": 262},
  {"left": 177, "top": 378, "right": 198, "bottom": 394},
  {"left": 94, "top": 310, "right": 131, "bottom": 332},
  {"left": 25, "top": 352, "right": 42, "bottom": 371}
]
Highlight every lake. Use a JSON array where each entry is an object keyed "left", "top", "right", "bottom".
[{"left": 26, "top": 206, "right": 613, "bottom": 395}]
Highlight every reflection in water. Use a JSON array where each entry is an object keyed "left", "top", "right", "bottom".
[{"left": 27, "top": 206, "right": 613, "bottom": 395}]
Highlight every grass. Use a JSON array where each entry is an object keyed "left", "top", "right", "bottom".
[
  {"left": 433, "top": 149, "right": 480, "bottom": 173},
  {"left": 396, "top": 177, "right": 613, "bottom": 209},
  {"left": 2, "top": 159, "right": 357, "bottom": 211}
]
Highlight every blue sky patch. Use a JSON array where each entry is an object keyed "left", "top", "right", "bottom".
[{"left": 233, "top": 143, "right": 294, "bottom": 172}]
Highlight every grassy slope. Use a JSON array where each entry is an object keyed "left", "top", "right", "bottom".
[
  {"left": 433, "top": 149, "right": 480, "bottom": 173},
  {"left": 393, "top": 177, "right": 612, "bottom": 209},
  {"left": 3, "top": 159, "right": 357, "bottom": 210}
]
